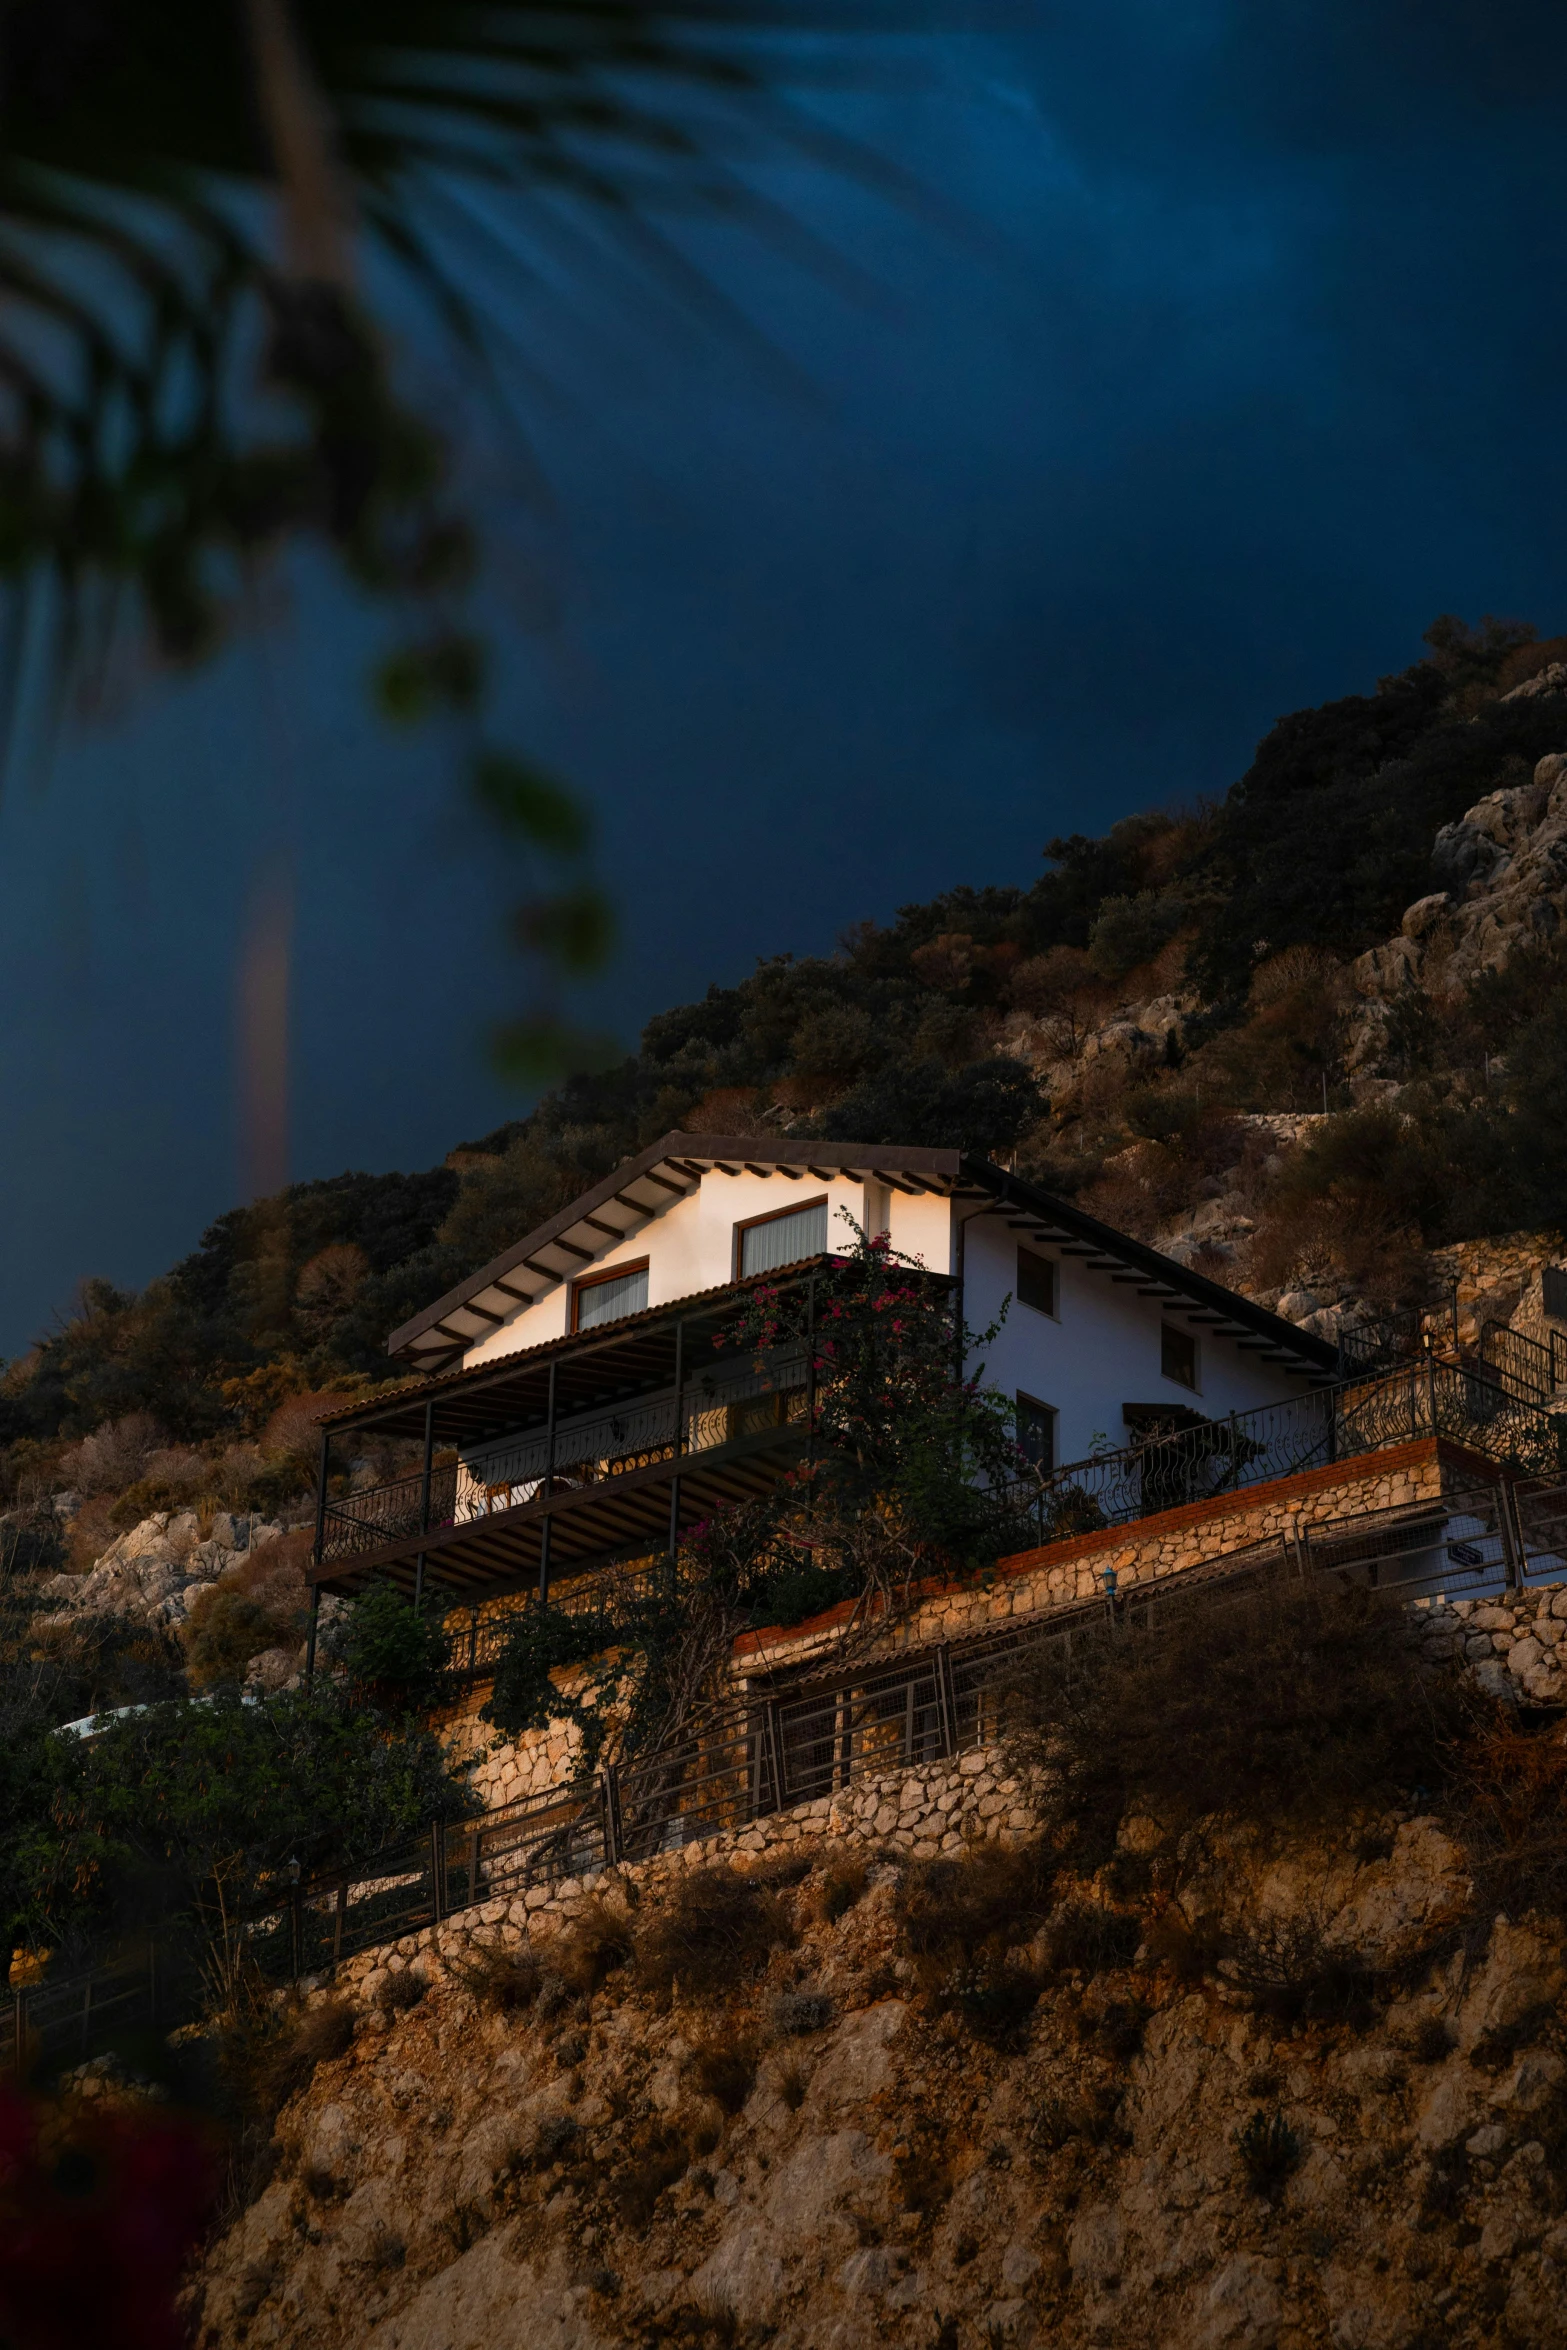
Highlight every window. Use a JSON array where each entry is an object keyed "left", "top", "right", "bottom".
[
  {"left": 1016, "top": 1393, "right": 1056, "bottom": 1471},
  {"left": 1161, "top": 1322, "right": 1198, "bottom": 1391},
  {"left": 1016, "top": 1246, "right": 1057, "bottom": 1316},
  {"left": 572, "top": 1260, "right": 649, "bottom": 1332},
  {"left": 737, "top": 1197, "right": 828, "bottom": 1279}
]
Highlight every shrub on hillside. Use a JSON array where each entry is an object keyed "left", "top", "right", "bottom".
[
  {"left": 184, "top": 1586, "right": 288, "bottom": 1690},
  {"left": 1007, "top": 1575, "right": 1466, "bottom": 1837},
  {"left": 634, "top": 1866, "right": 793, "bottom": 2000},
  {"left": 331, "top": 1583, "right": 451, "bottom": 1713},
  {"left": 1085, "top": 890, "right": 1186, "bottom": 983}
]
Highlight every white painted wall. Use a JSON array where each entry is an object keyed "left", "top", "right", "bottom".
[
  {"left": 461, "top": 1169, "right": 909, "bottom": 1369},
  {"left": 958, "top": 1212, "right": 1302, "bottom": 1470}
]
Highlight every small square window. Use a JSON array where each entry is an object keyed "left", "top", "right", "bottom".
[
  {"left": 1016, "top": 1247, "right": 1057, "bottom": 1316},
  {"left": 1161, "top": 1323, "right": 1198, "bottom": 1391},
  {"left": 1017, "top": 1392, "right": 1056, "bottom": 1471}
]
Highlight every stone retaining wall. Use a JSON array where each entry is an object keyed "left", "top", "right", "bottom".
[
  {"left": 337, "top": 1746, "right": 1031, "bottom": 2002},
  {"left": 442, "top": 1438, "right": 1492, "bottom": 1811},
  {"left": 1413, "top": 1582, "right": 1567, "bottom": 1704}
]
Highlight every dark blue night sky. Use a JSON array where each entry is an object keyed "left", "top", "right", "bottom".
[{"left": 3, "top": 2, "right": 1566, "bottom": 1354}]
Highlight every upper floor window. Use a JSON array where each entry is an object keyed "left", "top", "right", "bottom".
[
  {"left": 737, "top": 1197, "right": 828, "bottom": 1279},
  {"left": 1016, "top": 1246, "right": 1057, "bottom": 1316},
  {"left": 1161, "top": 1322, "right": 1198, "bottom": 1391},
  {"left": 573, "top": 1260, "right": 649, "bottom": 1332}
]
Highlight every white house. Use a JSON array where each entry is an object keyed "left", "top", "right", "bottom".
[{"left": 389, "top": 1134, "right": 1333, "bottom": 1474}]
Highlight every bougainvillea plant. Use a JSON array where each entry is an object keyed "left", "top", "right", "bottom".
[{"left": 484, "top": 1226, "right": 1034, "bottom": 1768}]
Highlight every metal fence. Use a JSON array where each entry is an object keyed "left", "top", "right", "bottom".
[
  {"left": 320, "top": 1357, "right": 808, "bottom": 1565},
  {"left": 1013, "top": 1357, "right": 1563, "bottom": 1546},
  {"left": 1479, "top": 1319, "right": 1567, "bottom": 1404},
  {"left": 6, "top": 1943, "right": 170, "bottom": 2081},
  {"left": 19, "top": 1463, "right": 1567, "bottom": 2065}
]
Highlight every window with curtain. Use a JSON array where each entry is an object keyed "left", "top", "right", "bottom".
[
  {"left": 573, "top": 1263, "right": 649, "bottom": 1331},
  {"left": 739, "top": 1199, "right": 828, "bottom": 1278},
  {"left": 1016, "top": 1393, "right": 1057, "bottom": 1471}
]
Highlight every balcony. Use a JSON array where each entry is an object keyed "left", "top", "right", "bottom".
[{"left": 311, "top": 1278, "right": 817, "bottom": 1602}]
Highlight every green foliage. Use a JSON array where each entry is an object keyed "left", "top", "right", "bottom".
[
  {"left": 333, "top": 1585, "right": 453, "bottom": 1713},
  {"left": 1085, "top": 890, "right": 1186, "bottom": 981},
  {"left": 183, "top": 1588, "right": 289, "bottom": 1692},
  {"left": 1009, "top": 1575, "right": 1467, "bottom": 1838},
  {"left": 813, "top": 1055, "right": 1045, "bottom": 1154},
  {"left": 33, "top": 1686, "right": 475, "bottom": 1961},
  {"left": 473, "top": 754, "right": 594, "bottom": 857}
]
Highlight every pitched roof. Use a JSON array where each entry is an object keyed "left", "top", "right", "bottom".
[{"left": 384, "top": 1130, "right": 1336, "bottom": 1382}]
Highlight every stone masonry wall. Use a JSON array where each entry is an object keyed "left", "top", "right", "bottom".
[
  {"left": 336, "top": 1745, "right": 1032, "bottom": 2005},
  {"left": 338, "top": 1578, "right": 1567, "bottom": 2006},
  {"left": 438, "top": 1439, "right": 1491, "bottom": 1812}
]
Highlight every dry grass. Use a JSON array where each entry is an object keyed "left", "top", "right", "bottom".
[
  {"left": 615, "top": 2124, "right": 690, "bottom": 2229},
  {"left": 891, "top": 1840, "right": 1054, "bottom": 1965},
  {"left": 249, "top": 1998, "right": 357, "bottom": 2115},
  {"left": 686, "top": 2031, "right": 758, "bottom": 2116},
  {"left": 634, "top": 1866, "right": 794, "bottom": 2001},
  {"left": 814, "top": 1852, "right": 869, "bottom": 1923},
  {"left": 379, "top": 1968, "right": 425, "bottom": 2013},
  {"left": 1220, "top": 1916, "right": 1382, "bottom": 2031},
  {"left": 769, "top": 2055, "right": 808, "bottom": 2112},
  {"left": 554, "top": 1895, "right": 635, "bottom": 1995},
  {"left": 1043, "top": 1901, "right": 1142, "bottom": 1978},
  {"left": 446, "top": 1937, "right": 543, "bottom": 2012}
]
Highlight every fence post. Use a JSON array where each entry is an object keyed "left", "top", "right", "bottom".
[
  {"left": 430, "top": 1823, "right": 446, "bottom": 1926},
  {"left": 289, "top": 1870, "right": 304, "bottom": 1983},
  {"left": 1427, "top": 1354, "right": 1438, "bottom": 1440},
  {"left": 1499, "top": 1482, "right": 1525, "bottom": 1592},
  {"left": 935, "top": 1643, "right": 958, "bottom": 1757},
  {"left": 333, "top": 1880, "right": 348, "bottom": 1964},
  {"left": 765, "top": 1700, "right": 786, "bottom": 1815},
  {"left": 13, "top": 1986, "right": 24, "bottom": 2080},
  {"left": 602, "top": 1767, "right": 622, "bottom": 1867}
]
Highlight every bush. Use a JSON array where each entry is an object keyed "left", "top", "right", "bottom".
[
  {"left": 814, "top": 1855, "right": 868, "bottom": 1924},
  {"left": 334, "top": 1583, "right": 451, "bottom": 1712},
  {"left": 448, "top": 1938, "right": 543, "bottom": 2013},
  {"left": 634, "top": 1867, "right": 793, "bottom": 2001},
  {"left": 686, "top": 2033, "right": 757, "bottom": 2115},
  {"left": 1043, "top": 1902, "right": 1142, "bottom": 1978},
  {"left": 1234, "top": 2107, "right": 1305, "bottom": 2198},
  {"left": 554, "top": 1895, "right": 634, "bottom": 1995},
  {"left": 768, "top": 1988, "right": 833, "bottom": 2038},
  {"left": 183, "top": 1586, "right": 287, "bottom": 1690},
  {"left": 1220, "top": 1917, "right": 1381, "bottom": 2030},
  {"left": 249, "top": 1999, "right": 357, "bottom": 2115},
  {"left": 615, "top": 2125, "right": 689, "bottom": 2229},
  {"left": 1009, "top": 1574, "right": 1466, "bottom": 1837},
  {"left": 891, "top": 1841, "right": 1054, "bottom": 1965},
  {"left": 934, "top": 1958, "right": 1043, "bottom": 2045},
  {"left": 1085, "top": 891, "right": 1185, "bottom": 983}
]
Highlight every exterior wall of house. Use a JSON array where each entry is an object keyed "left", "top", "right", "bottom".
[
  {"left": 958, "top": 1209, "right": 1304, "bottom": 1469},
  {"left": 459, "top": 1169, "right": 918, "bottom": 1371}
]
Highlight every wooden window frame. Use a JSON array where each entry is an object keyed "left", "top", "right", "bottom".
[
  {"left": 570, "top": 1256, "right": 650, "bottom": 1333},
  {"left": 1160, "top": 1322, "right": 1200, "bottom": 1393},
  {"left": 733, "top": 1194, "right": 829, "bottom": 1281},
  {"left": 1016, "top": 1244, "right": 1058, "bottom": 1318},
  {"left": 1016, "top": 1390, "right": 1057, "bottom": 1471}
]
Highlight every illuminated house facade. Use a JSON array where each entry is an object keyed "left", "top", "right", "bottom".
[{"left": 306, "top": 1135, "right": 1335, "bottom": 1627}]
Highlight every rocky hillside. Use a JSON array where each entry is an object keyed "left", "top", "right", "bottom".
[{"left": 190, "top": 1772, "right": 1567, "bottom": 2350}]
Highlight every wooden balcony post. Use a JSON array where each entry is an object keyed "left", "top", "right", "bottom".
[
  {"left": 414, "top": 1399, "right": 434, "bottom": 1612},
  {"left": 313, "top": 1427, "right": 330, "bottom": 1564},
  {"left": 304, "top": 1584, "right": 320, "bottom": 1686},
  {"left": 666, "top": 1318, "right": 686, "bottom": 1577},
  {"left": 539, "top": 1361, "right": 558, "bottom": 1603}
]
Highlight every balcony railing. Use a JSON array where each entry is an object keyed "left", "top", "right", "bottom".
[
  {"left": 319, "top": 1353, "right": 808, "bottom": 1566},
  {"left": 1011, "top": 1356, "right": 1564, "bottom": 1547}
]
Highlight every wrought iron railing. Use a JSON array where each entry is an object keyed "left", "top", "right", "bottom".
[
  {"left": 1479, "top": 1319, "right": 1567, "bottom": 1403},
  {"left": 1011, "top": 1358, "right": 1563, "bottom": 1547},
  {"left": 319, "top": 1354, "right": 808, "bottom": 1565},
  {"left": 22, "top": 1467, "right": 1567, "bottom": 2041}
]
